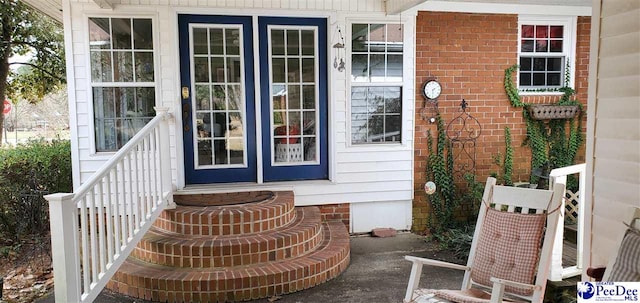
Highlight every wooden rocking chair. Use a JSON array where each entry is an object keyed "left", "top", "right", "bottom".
[
  {"left": 586, "top": 207, "right": 640, "bottom": 282},
  {"left": 404, "top": 177, "right": 565, "bottom": 303}
]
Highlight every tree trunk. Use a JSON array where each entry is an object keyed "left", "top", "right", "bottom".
[
  {"left": 0, "top": 54, "right": 9, "bottom": 146},
  {"left": 0, "top": 11, "right": 12, "bottom": 146}
]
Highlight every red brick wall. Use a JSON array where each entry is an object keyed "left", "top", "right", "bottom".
[
  {"left": 412, "top": 12, "right": 591, "bottom": 232},
  {"left": 318, "top": 203, "right": 350, "bottom": 232}
]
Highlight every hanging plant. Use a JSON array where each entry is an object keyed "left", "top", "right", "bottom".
[{"left": 503, "top": 63, "right": 584, "bottom": 185}]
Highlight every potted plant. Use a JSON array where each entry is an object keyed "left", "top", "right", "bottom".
[{"left": 274, "top": 124, "right": 300, "bottom": 144}]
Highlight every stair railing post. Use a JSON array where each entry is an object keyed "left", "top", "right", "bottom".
[
  {"left": 549, "top": 174, "right": 567, "bottom": 281},
  {"left": 154, "top": 107, "right": 175, "bottom": 209},
  {"left": 46, "top": 193, "right": 81, "bottom": 302}
]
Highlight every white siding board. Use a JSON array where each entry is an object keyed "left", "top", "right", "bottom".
[
  {"left": 595, "top": 118, "right": 640, "bottom": 141},
  {"left": 294, "top": 180, "right": 412, "bottom": 195},
  {"left": 588, "top": 0, "right": 640, "bottom": 259},
  {"left": 295, "top": 191, "right": 412, "bottom": 205},
  {"left": 598, "top": 54, "right": 639, "bottom": 78},
  {"left": 599, "top": 9, "right": 640, "bottom": 38},
  {"left": 600, "top": 0, "right": 640, "bottom": 18},
  {"left": 597, "top": 76, "right": 640, "bottom": 98},
  {"left": 594, "top": 139, "right": 640, "bottom": 163},
  {"left": 337, "top": 150, "right": 411, "bottom": 163},
  {"left": 595, "top": 97, "right": 640, "bottom": 119},
  {"left": 599, "top": 31, "right": 639, "bottom": 57},
  {"left": 336, "top": 170, "right": 412, "bottom": 183},
  {"left": 339, "top": 160, "right": 413, "bottom": 173},
  {"left": 593, "top": 159, "right": 640, "bottom": 185}
]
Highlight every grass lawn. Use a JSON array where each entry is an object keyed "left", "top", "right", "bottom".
[{"left": 2, "top": 129, "right": 70, "bottom": 146}]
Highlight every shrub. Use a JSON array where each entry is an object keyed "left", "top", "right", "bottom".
[
  {"left": 0, "top": 139, "right": 72, "bottom": 243},
  {"left": 430, "top": 224, "right": 475, "bottom": 262}
]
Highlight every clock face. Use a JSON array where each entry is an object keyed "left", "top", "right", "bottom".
[{"left": 423, "top": 80, "right": 441, "bottom": 100}]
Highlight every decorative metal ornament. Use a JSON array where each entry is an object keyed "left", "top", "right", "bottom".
[
  {"left": 424, "top": 181, "right": 437, "bottom": 195},
  {"left": 446, "top": 99, "right": 482, "bottom": 176}
]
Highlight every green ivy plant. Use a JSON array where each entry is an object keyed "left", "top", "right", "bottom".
[
  {"left": 424, "top": 114, "right": 484, "bottom": 233},
  {"left": 504, "top": 63, "right": 584, "bottom": 186},
  {"left": 425, "top": 114, "right": 456, "bottom": 233},
  {"left": 489, "top": 127, "right": 514, "bottom": 186},
  {"left": 503, "top": 126, "right": 514, "bottom": 186}
]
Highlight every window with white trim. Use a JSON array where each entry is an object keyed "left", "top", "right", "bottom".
[
  {"left": 518, "top": 16, "right": 575, "bottom": 90},
  {"left": 350, "top": 23, "right": 403, "bottom": 144},
  {"left": 89, "top": 17, "right": 156, "bottom": 152}
]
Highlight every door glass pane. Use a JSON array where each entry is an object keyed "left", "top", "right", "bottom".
[
  {"left": 270, "top": 27, "right": 318, "bottom": 165},
  {"left": 301, "top": 30, "right": 314, "bottom": 55},
  {"left": 225, "top": 28, "right": 240, "bottom": 55},
  {"left": 271, "top": 30, "right": 285, "bottom": 55},
  {"left": 195, "top": 85, "right": 211, "bottom": 110},
  {"left": 193, "top": 28, "right": 208, "bottom": 54},
  {"left": 210, "top": 28, "right": 224, "bottom": 55},
  {"left": 191, "top": 25, "right": 246, "bottom": 168}
]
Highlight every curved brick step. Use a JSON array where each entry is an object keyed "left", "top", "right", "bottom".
[
  {"left": 107, "top": 221, "right": 350, "bottom": 302},
  {"left": 155, "top": 191, "right": 295, "bottom": 236},
  {"left": 133, "top": 207, "right": 323, "bottom": 268}
]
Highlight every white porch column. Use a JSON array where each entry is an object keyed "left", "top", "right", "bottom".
[
  {"left": 46, "top": 193, "right": 81, "bottom": 302},
  {"left": 155, "top": 106, "right": 175, "bottom": 209}
]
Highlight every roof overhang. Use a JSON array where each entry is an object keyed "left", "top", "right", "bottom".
[
  {"left": 385, "top": 0, "right": 592, "bottom": 15},
  {"left": 22, "top": 0, "right": 114, "bottom": 23},
  {"left": 22, "top": 0, "right": 592, "bottom": 23},
  {"left": 21, "top": 0, "right": 63, "bottom": 23}
]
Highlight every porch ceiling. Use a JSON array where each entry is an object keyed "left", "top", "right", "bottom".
[
  {"left": 21, "top": 0, "right": 63, "bottom": 23},
  {"left": 23, "top": 0, "right": 593, "bottom": 25}
]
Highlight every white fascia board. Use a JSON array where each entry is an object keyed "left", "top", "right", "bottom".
[
  {"left": 92, "top": 0, "right": 113, "bottom": 9},
  {"left": 386, "top": 0, "right": 428, "bottom": 15},
  {"left": 415, "top": 1, "right": 592, "bottom": 16}
]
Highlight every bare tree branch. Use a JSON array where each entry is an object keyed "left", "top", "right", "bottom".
[{"left": 8, "top": 62, "right": 65, "bottom": 81}]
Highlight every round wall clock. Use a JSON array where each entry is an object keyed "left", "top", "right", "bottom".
[{"left": 422, "top": 80, "right": 442, "bottom": 100}]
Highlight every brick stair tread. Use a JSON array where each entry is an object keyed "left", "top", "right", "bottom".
[
  {"left": 108, "top": 221, "right": 350, "bottom": 302},
  {"left": 133, "top": 207, "right": 324, "bottom": 267},
  {"left": 155, "top": 191, "right": 296, "bottom": 236},
  {"left": 174, "top": 191, "right": 276, "bottom": 207}
]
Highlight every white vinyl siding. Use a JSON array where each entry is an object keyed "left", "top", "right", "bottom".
[
  {"left": 65, "top": 0, "right": 415, "bottom": 215},
  {"left": 586, "top": 0, "right": 640, "bottom": 270}
]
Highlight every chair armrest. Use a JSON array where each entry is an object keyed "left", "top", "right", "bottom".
[
  {"left": 404, "top": 255, "right": 470, "bottom": 271},
  {"left": 489, "top": 277, "right": 539, "bottom": 303},
  {"left": 586, "top": 267, "right": 606, "bottom": 282},
  {"left": 403, "top": 256, "right": 470, "bottom": 303}
]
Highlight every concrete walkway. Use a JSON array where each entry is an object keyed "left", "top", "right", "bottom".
[{"left": 38, "top": 233, "right": 463, "bottom": 303}]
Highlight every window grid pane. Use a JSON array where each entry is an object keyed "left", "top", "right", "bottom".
[
  {"left": 194, "top": 25, "right": 246, "bottom": 168},
  {"left": 351, "top": 86, "right": 402, "bottom": 144},
  {"left": 90, "top": 17, "right": 156, "bottom": 152},
  {"left": 519, "top": 23, "right": 566, "bottom": 89},
  {"left": 351, "top": 23, "right": 404, "bottom": 83},
  {"left": 271, "top": 28, "right": 318, "bottom": 164},
  {"left": 350, "top": 23, "right": 404, "bottom": 145}
]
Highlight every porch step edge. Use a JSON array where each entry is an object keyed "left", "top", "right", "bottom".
[
  {"left": 107, "top": 221, "right": 350, "bottom": 302},
  {"left": 133, "top": 207, "right": 324, "bottom": 268}
]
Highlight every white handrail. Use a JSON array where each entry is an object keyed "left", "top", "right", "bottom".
[
  {"left": 46, "top": 107, "right": 175, "bottom": 303},
  {"left": 548, "top": 163, "right": 586, "bottom": 281}
]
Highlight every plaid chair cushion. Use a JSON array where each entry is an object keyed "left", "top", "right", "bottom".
[
  {"left": 412, "top": 289, "right": 525, "bottom": 303},
  {"left": 607, "top": 229, "right": 640, "bottom": 282},
  {"left": 470, "top": 208, "right": 546, "bottom": 296}
]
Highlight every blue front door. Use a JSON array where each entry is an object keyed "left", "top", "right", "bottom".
[
  {"left": 259, "top": 17, "right": 328, "bottom": 182},
  {"left": 179, "top": 15, "right": 327, "bottom": 184}
]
